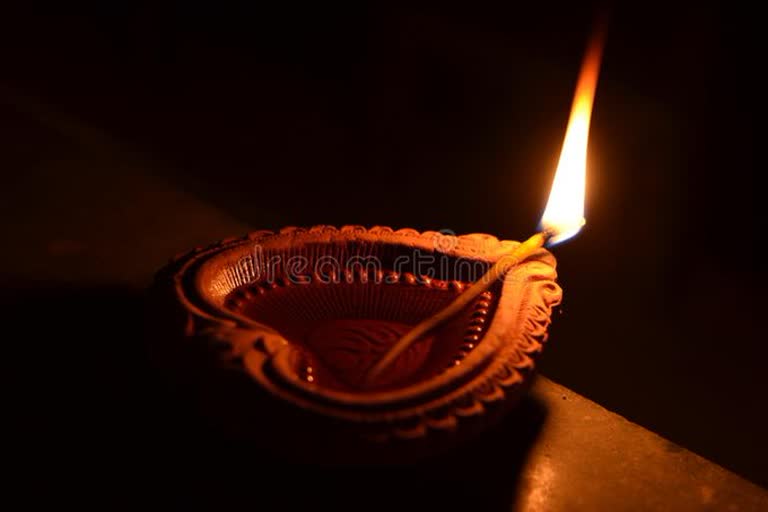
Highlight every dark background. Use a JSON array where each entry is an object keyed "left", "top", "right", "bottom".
[{"left": 3, "top": 2, "right": 764, "bottom": 491}]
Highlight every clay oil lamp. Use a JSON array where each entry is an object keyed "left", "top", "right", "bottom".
[{"left": 151, "top": 35, "right": 603, "bottom": 461}]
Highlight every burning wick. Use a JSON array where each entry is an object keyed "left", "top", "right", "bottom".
[
  {"left": 364, "top": 229, "right": 556, "bottom": 384},
  {"left": 365, "top": 31, "right": 604, "bottom": 386}
]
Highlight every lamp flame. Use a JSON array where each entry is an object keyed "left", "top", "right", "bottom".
[{"left": 541, "top": 33, "right": 605, "bottom": 245}]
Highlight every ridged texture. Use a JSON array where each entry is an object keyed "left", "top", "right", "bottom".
[
  {"left": 225, "top": 268, "right": 495, "bottom": 391},
  {"left": 159, "top": 225, "right": 562, "bottom": 442}
]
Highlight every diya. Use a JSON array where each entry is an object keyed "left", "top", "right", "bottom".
[
  {"left": 150, "top": 226, "right": 560, "bottom": 459},
  {"left": 149, "top": 33, "right": 603, "bottom": 461}
]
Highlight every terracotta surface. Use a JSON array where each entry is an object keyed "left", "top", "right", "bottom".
[{"left": 151, "top": 226, "right": 561, "bottom": 453}]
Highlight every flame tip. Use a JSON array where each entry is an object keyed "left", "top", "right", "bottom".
[{"left": 539, "top": 32, "right": 603, "bottom": 244}]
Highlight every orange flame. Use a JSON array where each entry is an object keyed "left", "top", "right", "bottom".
[{"left": 541, "top": 33, "right": 605, "bottom": 245}]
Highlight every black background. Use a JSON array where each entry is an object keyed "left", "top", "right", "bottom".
[{"left": 3, "top": 2, "right": 764, "bottom": 490}]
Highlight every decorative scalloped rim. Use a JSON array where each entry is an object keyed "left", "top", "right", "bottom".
[{"left": 161, "top": 225, "right": 562, "bottom": 441}]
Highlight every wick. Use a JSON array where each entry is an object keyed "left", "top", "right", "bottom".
[{"left": 363, "top": 229, "right": 555, "bottom": 386}]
